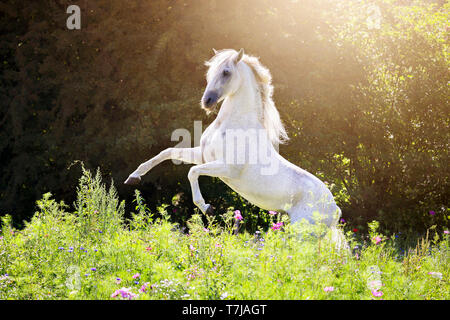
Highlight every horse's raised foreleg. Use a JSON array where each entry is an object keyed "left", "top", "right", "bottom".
[
  {"left": 187, "top": 161, "right": 239, "bottom": 214},
  {"left": 124, "top": 147, "right": 203, "bottom": 185}
]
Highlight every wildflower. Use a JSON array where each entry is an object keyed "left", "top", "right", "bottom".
[
  {"left": 353, "top": 228, "right": 358, "bottom": 232},
  {"left": 139, "top": 282, "right": 149, "bottom": 293},
  {"left": 371, "top": 290, "right": 383, "bottom": 297},
  {"left": 58, "top": 247, "right": 64, "bottom": 250},
  {"left": 428, "top": 272, "right": 442, "bottom": 279},
  {"left": 373, "top": 236, "right": 382, "bottom": 245},
  {"left": 111, "top": 288, "right": 137, "bottom": 300},
  {"left": 269, "top": 211, "right": 278, "bottom": 216},
  {"left": 93, "top": 210, "right": 98, "bottom": 214},
  {"left": 145, "top": 246, "right": 152, "bottom": 251},
  {"left": 324, "top": 286, "right": 334, "bottom": 292},
  {"left": 93, "top": 248, "right": 98, "bottom": 252},
  {"left": 189, "top": 244, "right": 196, "bottom": 251},
  {"left": 85, "top": 274, "right": 90, "bottom": 277},
  {"left": 203, "top": 228, "right": 209, "bottom": 233},
  {"left": 271, "top": 222, "right": 283, "bottom": 230},
  {"left": 340, "top": 218, "right": 346, "bottom": 223},
  {"left": 234, "top": 210, "right": 243, "bottom": 221},
  {"left": 134, "top": 281, "right": 139, "bottom": 285},
  {"left": 91, "top": 268, "right": 96, "bottom": 272},
  {"left": 220, "top": 292, "right": 229, "bottom": 300},
  {"left": 98, "top": 230, "right": 103, "bottom": 234},
  {"left": 0, "top": 236, "right": 3, "bottom": 240},
  {"left": 115, "top": 278, "right": 122, "bottom": 284},
  {"left": 215, "top": 243, "right": 222, "bottom": 248},
  {"left": 444, "top": 230, "right": 449, "bottom": 234},
  {"left": 132, "top": 273, "right": 140, "bottom": 279},
  {"left": 368, "top": 280, "right": 382, "bottom": 290},
  {"left": 429, "top": 210, "right": 435, "bottom": 216},
  {"left": 287, "top": 255, "right": 293, "bottom": 259}
]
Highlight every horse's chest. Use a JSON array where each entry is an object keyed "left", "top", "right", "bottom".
[{"left": 200, "top": 128, "right": 226, "bottom": 163}]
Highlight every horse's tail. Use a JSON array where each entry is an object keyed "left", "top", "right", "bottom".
[
  {"left": 331, "top": 226, "right": 349, "bottom": 252},
  {"left": 330, "top": 206, "right": 349, "bottom": 251}
]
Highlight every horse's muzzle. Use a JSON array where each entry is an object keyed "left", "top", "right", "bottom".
[{"left": 202, "top": 91, "right": 219, "bottom": 109}]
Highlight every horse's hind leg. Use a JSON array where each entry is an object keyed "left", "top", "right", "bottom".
[
  {"left": 288, "top": 202, "right": 348, "bottom": 251},
  {"left": 124, "top": 147, "right": 203, "bottom": 185}
]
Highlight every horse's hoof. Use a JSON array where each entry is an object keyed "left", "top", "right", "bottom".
[
  {"left": 124, "top": 176, "right": 141, "bottom": 185},
  {"left": 205, "top": 204, "right": 215, "bottom": 215}
]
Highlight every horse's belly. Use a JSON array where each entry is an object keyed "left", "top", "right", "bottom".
[{"left": 220, "top": 176, "right": 295, "bottom": 212}]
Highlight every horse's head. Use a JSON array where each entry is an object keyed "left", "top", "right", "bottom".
[{"left": 201, "top": 48, "right": 245, "bottom": 110}]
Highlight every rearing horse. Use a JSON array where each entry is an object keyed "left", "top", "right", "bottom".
[{"left": 125, "top": 49, "right": 342, "bottom": 233}]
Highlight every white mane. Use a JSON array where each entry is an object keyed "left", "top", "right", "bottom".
[{"left": 205, "top": 50, "right": 289, "bottom": 146}]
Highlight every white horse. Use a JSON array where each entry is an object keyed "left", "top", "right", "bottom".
[{"left": 125, "top": 49, "right": 342, "bottom": 239}]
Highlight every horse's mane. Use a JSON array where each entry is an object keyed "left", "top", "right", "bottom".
[{"left": 205, "top": 49, "right": 289, "bottom": 146}]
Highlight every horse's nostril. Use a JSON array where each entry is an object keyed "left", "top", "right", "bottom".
[{"left": 206, "top": 97, "right": 212, "bottom": 104}]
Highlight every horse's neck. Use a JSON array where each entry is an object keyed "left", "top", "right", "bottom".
[{"left": 217, "top": 72, "right": 262, "bottom": 126}]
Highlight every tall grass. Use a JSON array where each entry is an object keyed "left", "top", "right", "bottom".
[{"left": 0, "top": 168, "right": 448, "bottom": 300}]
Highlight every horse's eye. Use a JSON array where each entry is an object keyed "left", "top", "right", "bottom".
[{"left": 222, "top": 69, "right": 230, "bottom": 77}]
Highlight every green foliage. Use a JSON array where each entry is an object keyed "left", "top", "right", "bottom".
[
  {"left": 0, "top": 169, "right": 449, "bottom": 300},
  {"left": 0, "top": 0, "right": 448, "bottom": 235}
]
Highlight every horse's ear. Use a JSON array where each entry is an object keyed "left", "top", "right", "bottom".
[
  {"left": 212, "top": 48, "right": 218, "bottom": 55},
  {"left": 234, "top": 48, "right": 244, "bottom": 64}
]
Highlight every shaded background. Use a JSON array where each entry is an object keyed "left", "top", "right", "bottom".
[{"left": 0, "top": 0, "right": 448, "bottom": 234}]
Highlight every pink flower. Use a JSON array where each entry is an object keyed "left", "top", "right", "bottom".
[
  {"left": 132, "top": 273, "right": 140, "bottom": 279},
  {"left": 203, "top": 228, "right": 209, "bottom": 233},
  {"left": 111, "top": 287, "right": 137, "bottom": 300},
  {"left": 189, "top": 244, "right": 196, "bottom": 251},
  {"left": 139, "top": 282, "right": 149, "bottom": 293},
  {"left": 444, "top": 230, "right": 449, "bottom": 234},
  {"left": 271, "top": 222, "right": 283, "bottom": 230},
  {"left": 145, "top": 246, "right": 152, "bottom": 251},
  {"left": 324, "top": 286, "right": 334, "bottom": 292},
  {"left": 428, "top": 272, "right": 442, "bottom": 279},
  {"left": 268, "top": 211, "right": 278, "bottom": 216},
  {"left": 371, "top": 290, "right": 383, "bottom": 297},
  {"left": 234, "top": 210, "right": 243, "bottom": 221},
  {"left": 215, "top": 243, "right": 222, "bottom": 248},
  {"left": 373, "top": 236, "right": 382, "bottom": 245}
]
